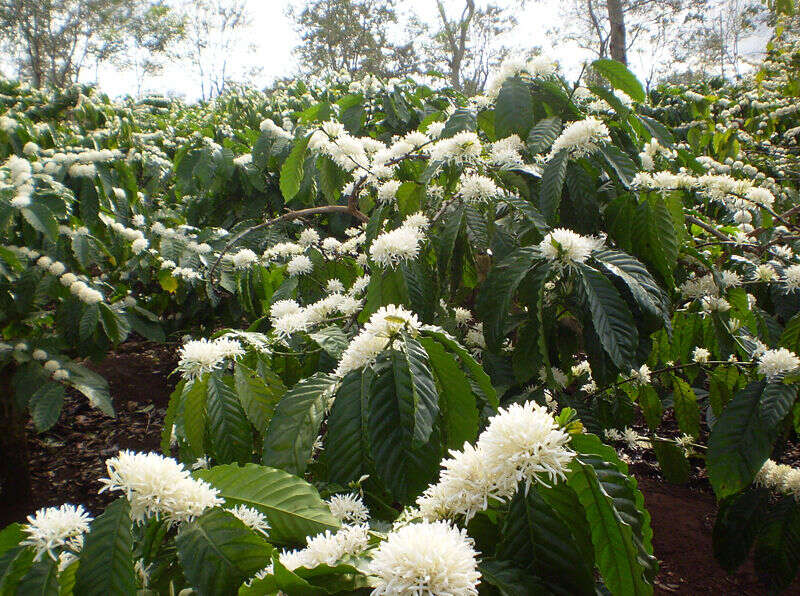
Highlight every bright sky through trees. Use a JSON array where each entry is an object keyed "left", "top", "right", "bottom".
[{"left": 81, "top": 0, "right": 767, "bottom": 99}]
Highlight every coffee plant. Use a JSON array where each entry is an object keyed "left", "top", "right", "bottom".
[{"left": 1, "top": 8, "right": 800, "bottom": 594}]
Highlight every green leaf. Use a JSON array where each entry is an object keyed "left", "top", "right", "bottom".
[
  {"left": 326, "top": 370, "right": 370, "bottom": 485},
  {"left": 567, "top": 459, "right": 652, "bottom": 595},
  {"left": 207, "top": 373, "right": 253, "bottom": 464},
  {"left": 359, "top": 267, "right": 408, "bottom": 322},
  {"left": 421, "top": 329, "right": 498, "bottom": 410},
  {"left": 759, "top": 382, "right": 797, "bottom": 429},
  {"left": 234, "top": 363, "right": 286, "bottom": 432},
  {"left": 183, "top": 376, "right": 208, "bottom": 458},
  {"left": 632, "top": 196, "right": 678, "bottom": 285},
  {"left": 709, "top": 365, "right": 738, "bottom": 416},
  {"left": 262, "top": 373, "right": 336, "bottom": 476},
  {"left": 436, "top": 204, "right": 465, "bottom": 280},
  {"left": 74, "top": 498, "right": 136, "bottom": 596},
  {"left": 58, "top": 559, "right": 77, "bottom": 596},
  {"left": 707, "top": 381, "right": 776, "bottom": 499},
  {"left": 652, "top": 439, "right": 689, "bottom": 484},
  {"left": 577, "top": 263, "right": 637, "bottom": 370},
  {"left": 368, "top": 353, "right": 440, "bottom": 501},
  {"left": 499, "top": 488, "right": 596, "bottom": 594},
  {"left": 61, "top": 363, "right": 114, "bottom": 416},
  {"left": 479, "top": 559, "right": 548, "bottom": 595},
  {"left": 308, "top": 327, "right": 349, "bottom": 359},
  {"left": 0, "top": 525, "right": 23, "bottom": 556},
  {"left": 79, "top": 304, "right": 99, "bottom": 341},
  {"left": 636, "top": 385, "right": 663, "bottom": 430},
  {"left": 400, "top": 333, "right": 439, "bottom": 447},
  {"left": 591, "top": 59, "right": 646, "bottom": 103},
  {"left": 441, "top": 108, "right": 477, "bottom": 138},
  {"left": 501, "top": 195, "right": 549, "bottom": 235},
  {"left": 20, "top": 204, "right": 58, "bottom": 243},
  {"left": 194, "top": 463, "right": 339, "bottom": 545},
  {"left": 637, "top": 115, "right": 674, "bottom": 147},
  {"left": 29, "top": 382, "right": 65, "bottom": 432},
  {"left": 176, "top": 509, "right": 272, "bottom": 596},
  {"left": 476, "top": 247, "right": 538, "bottom": 351},
  {"left": 593, "top": 248, "right": 669, "bottom": 323},
  {"left": 495, "top": 77, "right": 533, "bottom": 139},
  {"left": 780, "top": 312, "right": 800, "bottom": 353},
  {"left": 280, "top": 134, "right": 311, "bottom": 202},
  {"left": 672, "top": 377, "right": 700, "bottom": 438},
  {"left": 570, "top": 434, "right": 657, "bottom": 580},
  {"left": 599, "top": 145, "right": 638, "bottom": 187},
  {"left": 98, "top": 304, "right": 130, "bottom": 345},
  {"left": 753, "top": 497, "right": 800, "bottom": 592},
  {"left": 713, "top": 487, "right": 769, "bottom": 572},
  {"left": 539, "top": 150, "right": 569, "bottom": 222},
  {"left": 527, "top": 117, "right": 561, "bottom": 154},
  {"left": 419, "top": 337, "right": 479, "bottom": 448},
  {"left": 0, "top": 547, "right": 34, "bottom": 594},
  {"left": 15, "top": 557, "right": 58, "bottom": 596},
  {"left": 401, "top": 260, "right": 437, "bottom": 322}
]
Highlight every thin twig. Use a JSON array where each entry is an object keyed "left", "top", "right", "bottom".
[{"left": 208, "top": 204, "right": 368, "bottom": 289}]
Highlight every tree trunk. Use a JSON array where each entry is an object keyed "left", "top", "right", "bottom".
[
  {"left": 606, "top": 0, "right": 627, "bottom": 65},
  {"left": 0, "top": 386, "right": 34, "bottom": 526}
]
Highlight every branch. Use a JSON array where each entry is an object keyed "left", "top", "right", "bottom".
[
  {"left": 685, "top": 214, "right": 731, "bottom": 242},
  {"left": 208, "top": 204, "right": 368, "bottom": 290}
]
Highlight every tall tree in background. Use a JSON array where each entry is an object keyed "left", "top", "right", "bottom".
[
  {"left": 673, "top": 0, "right": 764, "bottom": 79},
  {"left": 110, "top": 2, "right": 185, "bottom": 96},
  {"left": 0, "top": 0, "right": 180, "bottom": 89},
  {"left": 180, "top": 0, "right": 254, "bottom": 100},
  {"left": 289, "top": 0, "right": 418, "bottom": 79},
  {"left": 418, "top": 0, "right": 518, "bottom": 95},
  {"left": 552, "top": 0, "right": 768, "bottom": 82}
]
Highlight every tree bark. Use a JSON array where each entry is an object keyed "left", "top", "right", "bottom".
[
  {"left": 606, "top": 0, "right": 627, "bottom": 65},
  {"left": 0, "top": 374, "right": 33, "bottom": 526}
]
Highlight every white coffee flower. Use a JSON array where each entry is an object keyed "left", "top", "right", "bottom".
[
  {"left": 377, "top": 179, "right": 402, "bottom": 205},
  {"left": 538, "top": 228, "right": 604, "bottom": 264},
  {"left": 287, "top": 254, "right": 314, "bottom": 277},
  {"left": 783, "top": 264, "right": 800, "bottom": 292},
  {"left": 176, "top": 337, "right": 244, "bottom": 379},
  {"left": 692, "top": 347, "right": 711, "bottom": 363},
  {"left": 326, "top": 494, "right": 370, "bottom": 525},
  {"left": 299, "top": 228, "right": 320, "bottom": 246},
  {"left": 476, "top": 401, "right": 574, "bottom": 495},
  {"left": 21, "top": 504, "right": 92, "bottom": 561},
  {"left": 549, "top": 117, "right": 610, "bottom": 158},
  {"left": 457, "top": 173, "right": 499, "bottom": 203},
  {"left": 370, "top": 520, "right": 480, "bottom": 596},
  {"left": 755, "top": 459, "right": 800, "bottom": 500},
  {"left": 453, "top": 307, "right": 473, "bottom": 325},
  {"left": 757, "top": 348, "right": 800, "bottom": 381},
  {"left": 226, "top": 505, "right": 270, "bottom": 535},
  {"left": 369, "top": 225, "right": 424, "bottom": 268},
  {"left": 99, "top": 450, "right": 223, "bottom": 524},
  {"left": 270, "top": 299, "right": 302, "bottom": 319},
  {"left": 629, "top": 364, "right": 652, "bottom": 385}
]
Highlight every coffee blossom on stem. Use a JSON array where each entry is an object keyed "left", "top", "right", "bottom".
[
  {"left": 757, "top": 348, "right": 800, "bottom": 380},
  {"left": 21, "top": 504, "right": 92, "bottom": 561},
  {"left": 548, "top": 117, "right": 610, "bottom": 158},
  {"left": 368, "top": 520, "right": 481, "bottom": 596},
  {"left": 538, "top": 228, "right": 604, "bottom": 265},
  {"left": 99, "top": 450, "right": 223, "bottom": 524}
]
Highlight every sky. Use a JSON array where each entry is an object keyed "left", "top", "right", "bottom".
[
  {"left": 90, "top": 0, "right": 767, "bottom": 101},
  {"left": 94, "top": 0, "right": 584, "bottom": 100}
]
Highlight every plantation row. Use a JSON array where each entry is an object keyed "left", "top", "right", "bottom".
[{"left": 1, "top": 10, "right": 800, "bottom": 595}]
